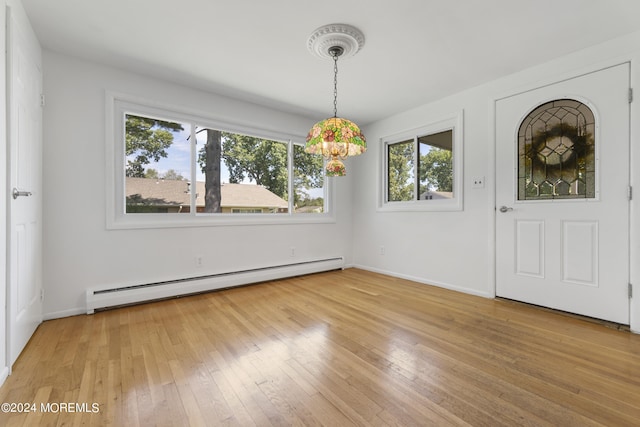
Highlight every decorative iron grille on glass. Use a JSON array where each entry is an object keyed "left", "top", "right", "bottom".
[
  {"left": 305, "top": 24, "right": 367, "bottom": 176},
  {"left": 518, "top": 99, "right": 596, "bottom": 200}
]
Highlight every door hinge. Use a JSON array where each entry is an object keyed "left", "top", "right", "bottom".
[
  {"left": 40, "top": 288, "right": 45, "bottom": 301},
  {"left": 629, "top": 283, "right": 633, "bottom": 299},
  {"left": 629, "top": 186, "right": 633, "bottom": 201},
  {"left": 629, "top": 88, "right": 633, "bottom": 103},
  {"left": 40, "top": 94, "right": 45, "bottom": 107}
]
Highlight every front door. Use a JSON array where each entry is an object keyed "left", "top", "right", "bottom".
[
  {"left": 496, "top": 64, "right": 630, "bottom": 324},
  {"left": 7, "top": 4, "right": 43, "bottom": 365}
]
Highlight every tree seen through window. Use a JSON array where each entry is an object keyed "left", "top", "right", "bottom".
[{"left": 124, "top": 113, "right": 324, "bottom": 214}]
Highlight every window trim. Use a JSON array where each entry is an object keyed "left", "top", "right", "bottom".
[
  {"left": 105, "top": 92, "right": 334, "bottom": 229},
  {"left": 378, "top": 111, "right": 464, "bottom": 212}
]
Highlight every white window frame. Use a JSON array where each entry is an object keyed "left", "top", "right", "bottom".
[
  {"left": 105, "top": 92, "right": 334, "bottom": 229},
  {"left": 379, "top": 111, "right": 464, "bottom": 212}
]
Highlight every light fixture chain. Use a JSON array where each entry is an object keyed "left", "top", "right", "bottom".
[{"left": 333, "top": 53, "right": 339, "bottom": 118}]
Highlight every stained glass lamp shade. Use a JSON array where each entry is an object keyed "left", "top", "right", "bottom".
[{"left": 306, "top": 117, "right": 366, "bottom": 176}]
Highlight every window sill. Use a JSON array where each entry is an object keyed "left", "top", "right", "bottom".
[
  {"left": 106, "top": 212, "right": 336, "bottom": 230},
  {"left": 377, "top": 199, "right": 463, "bottom": 213}
]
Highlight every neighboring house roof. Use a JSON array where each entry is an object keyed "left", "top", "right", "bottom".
[
  {"left": 420, "top": 190, "right": 453, "bottom": 200},
  {"left": 126, "top": 177, "right": 288, "bottom": 209},
  {"left": 219, "top": 183, "right": 288, "bottom": 209}
]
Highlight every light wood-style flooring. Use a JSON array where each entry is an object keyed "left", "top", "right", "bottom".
[{"left": 0, "top": 268, "right": 639, "bottom": 426}]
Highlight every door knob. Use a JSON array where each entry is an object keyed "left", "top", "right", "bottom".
[
  {"left": 499, "top": 205, "right": 513, "bottom": 213},
  {"left": 12, "top": 188, "right": 32, "bottom": 199}
]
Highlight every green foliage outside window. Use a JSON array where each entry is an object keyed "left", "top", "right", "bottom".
[
  {"left": 387, "top": 141, "right": 414, "bottom": 201},
  {"left": 419, "top": 148, "right": 452, "bottom": 194},
  {"left": 125, "top": 116, "right": 183, "bottom": 177}
]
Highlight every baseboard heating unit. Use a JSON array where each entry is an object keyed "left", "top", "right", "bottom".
[{"left": 86, "top": 257, "right": 344, "bottom": 314}]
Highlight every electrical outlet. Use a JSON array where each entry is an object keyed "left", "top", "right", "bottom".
[
  {"left": 472, "top": 176, "right": 485, "bottom": 189},
  {"left": 290, "top": 247, "right": 296, "bottom": 257},
  {"left": 380, "top": 246, "right": 385, "bottom": 255},
  {"left": 195, "top": 256, "right": 203, "bottom": 267}
]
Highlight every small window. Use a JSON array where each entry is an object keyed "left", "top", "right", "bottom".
[
  {"left": 387, "top": 140, "right": 414, "bottom": 202},
  {"left": 380, "top": 112, "right": 463, "bottom": 211},
  {"left": 418, "top": 130, "right": 453, "bottom": 200},
  {"left": 293, "top": 144, "right": 325, "bottom": 213},
  {"left": 125, "top": 114, "right": 190, "bottom": 214}
]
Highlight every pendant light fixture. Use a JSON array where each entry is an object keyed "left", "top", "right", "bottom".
[{"left": 305, "top": 24, "right": 366, "bottom": 177}]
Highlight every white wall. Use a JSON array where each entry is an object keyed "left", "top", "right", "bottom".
[
  {"left": 353, "top": 96, "right": 492, "bottom": 298},
  {"left": 41, "top": 51, "right": 354, "bottom": 319},
  {"left": 354, "top": 30, "right": 640, "bottom": 333}
]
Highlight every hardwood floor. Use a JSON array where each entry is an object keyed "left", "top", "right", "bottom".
[{"left": 1, "top": 268, "right": 639, "bottom": 426}]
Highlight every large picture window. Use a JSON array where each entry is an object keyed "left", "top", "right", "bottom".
[
  {"left": 380, "top": 112, "right": 463, "bottom": 211},
  {"left": 107, "top": 96, "right": 329, "bottom": 228}
]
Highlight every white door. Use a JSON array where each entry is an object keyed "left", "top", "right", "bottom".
[
  {"left": 496, "top": 64, "right": 630, "bottom": 324},
  {"left": 7, "top": 5, "right": 43, "bottom": 365}
]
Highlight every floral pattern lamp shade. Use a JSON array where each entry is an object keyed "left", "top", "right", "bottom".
[{"left": 305, "top": 117, "right": 366, "bottom": 176}]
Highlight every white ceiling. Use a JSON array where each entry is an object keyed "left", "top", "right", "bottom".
[{"left": 21, "top": 0, "right": 640, "bottom": 125}]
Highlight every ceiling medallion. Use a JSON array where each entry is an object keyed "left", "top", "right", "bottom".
[{"left": 306, "top": 23, "right": 365, "bottom": 60}]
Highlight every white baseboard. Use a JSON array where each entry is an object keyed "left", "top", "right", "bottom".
[
  {"left": 351, "top": 264, "right": 493, "bottom": 299},
  {"left": 0, "top": 366, "right": 9, "bottom": 387},
  {"left": 43, "top": 307, "right": 86, "bottom": 321}
]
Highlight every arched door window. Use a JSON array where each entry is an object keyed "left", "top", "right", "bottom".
[{"left": 518, "top": 99, "right": 596, "bottom": 200}]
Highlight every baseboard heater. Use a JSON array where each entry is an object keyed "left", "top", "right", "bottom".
[{"left": 86, "top": 257, "right": 344, "bottom": 314}]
